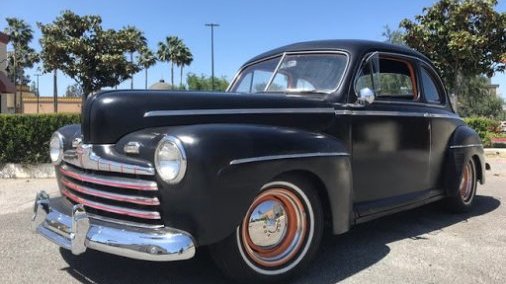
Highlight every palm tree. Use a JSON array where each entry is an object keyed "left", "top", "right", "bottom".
[
  {"left": 176, "top": 45, "right": 193, "bottom": 89},
  {"left": 4, "top": 18, "right": 38, "bottom": 113},
  {"left": 122, "top": 26, "right": 146, "bottom": 89},
  {"left": 137, "top": 48, "right": 157, "bottom": 89},
  {"left": 157, "top": 36, "right": 183, "bottom": 89}
]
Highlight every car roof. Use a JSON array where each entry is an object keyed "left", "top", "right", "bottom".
[{"left": 242, "top": 39, "right": 431, "bottom": 66}]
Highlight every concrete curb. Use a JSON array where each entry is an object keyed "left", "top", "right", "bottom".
[
  {"left": 484, "top": 148, "right": 506, "bottom": 159},
  {"left": 0, "top": 163, "right": 55, "bottom": 179}
]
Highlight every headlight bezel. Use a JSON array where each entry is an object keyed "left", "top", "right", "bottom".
[
  {"left": 49, "top": 132, "right": 64, "bottom": 165},
  {"left": 154, "top": 135, "right": 187, "bottom": 184}
]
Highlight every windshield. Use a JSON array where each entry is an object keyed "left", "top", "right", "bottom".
[{"left": 229, "top": 52, "right": 348, "bottom": 94}]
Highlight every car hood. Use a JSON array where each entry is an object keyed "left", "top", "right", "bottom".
[{"left": 82, "top": 90, "right": 336, "bottom": 144}]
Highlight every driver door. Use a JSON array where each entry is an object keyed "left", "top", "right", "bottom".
[{"left": 351, "top": 53, "right": 431, "bottom": 216}]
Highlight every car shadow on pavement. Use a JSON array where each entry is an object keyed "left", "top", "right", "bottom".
[{"left": 59, "top": 195, "right": 500, "bottom": 284}]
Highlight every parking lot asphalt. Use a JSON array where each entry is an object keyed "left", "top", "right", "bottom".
[{"left": 0, "top": 158, "right": 505, "bottom": 284}]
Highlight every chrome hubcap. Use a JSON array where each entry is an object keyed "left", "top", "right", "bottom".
[
  {"left": 248, "top": 199, "right": 288, "bottom": 247},
  {"left": 240, "top": 187, "right": 307, "bottom": 268}
]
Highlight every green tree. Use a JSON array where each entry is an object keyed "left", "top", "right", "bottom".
[
  {"left": 400, "top": 0, "right": 506, "bottom": 109},
  {"left": 458, "top": 76, "right": 504, "bottom": 118},
  {"left": 64, "top": 83, "right": 83, "bottom": 98},
  {"left": 4, "top": 17, "right": 39, "bottom": 113},
  {"left": 175, "top": 44, "right": 193, "bottom": 89},
  {"left": 137, "top": 47, "right": 157, "bottom": 89},
  {"left": 121, "top": 26, "right": 147, "bottom": 89},
  {"left": 187, "top": 73, "right": 228, "bottom": 91},
  {"left": 157, "top": 36, "right": 183, "bottom": 88},
  {"left": 382, "top": 25, "right": 405, "bottom": 45},
  {"left": 38, "top": 10, "right": 145, "bottom": 100}
]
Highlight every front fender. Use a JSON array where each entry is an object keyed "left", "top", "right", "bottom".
[
  {"left": 445, "top": 125, "right": 485, "bottom": 197},
  {"left": 118, "top": 124, "right": 352, "bottom": 245}
]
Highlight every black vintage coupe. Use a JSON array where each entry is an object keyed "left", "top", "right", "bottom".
[{"left": 32, "top": 40, "right": 485, "bottom": 282}]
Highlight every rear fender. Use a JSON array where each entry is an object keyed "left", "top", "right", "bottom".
[{"left": 445, "top": 125, "right": 485, "bottom": 197}]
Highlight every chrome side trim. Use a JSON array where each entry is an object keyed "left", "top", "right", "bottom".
[
  {"left": 32, "top": 193, "right": 195, "bottom": 262},
  {"left": 334, "top": 109, "right": 463, "bottom": 120},
  {"left": 61, "top": 177, "right": 160, "bottom": 206},
  {"left": 60, "top": 165, "right": 158, "bottom": 191},
  {"left": 229, "top": 152, "right": 349, "bottom": 165},
  {"left": 144, "top": 107, "right": 336, "bottom": 118},
  {"left": 63, "top": 144, "right": 155, "bottom": 176},
  {"left": 449, "top": 144, "right": 483, "bottom": 149},
  {"left": 61, "top": 188, "right": 161, "bottom": 220},
  {"left": 430, "top": 113, "right": 462, "bottom": 120}
]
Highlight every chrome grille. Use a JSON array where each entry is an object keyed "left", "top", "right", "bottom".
[{"left": 58, "top": 164, "right": 162, "bottom": 225}]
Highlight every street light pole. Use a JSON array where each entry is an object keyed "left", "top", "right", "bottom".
[
  {"left": 34, "top": 72, "right": 41, "bottom": 114},
  {"left": 205, "top": 23, "right": 219, "bottom": 91}
]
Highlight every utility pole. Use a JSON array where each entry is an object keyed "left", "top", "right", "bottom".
[
  {"left": 34, "top": 71, "right": 41, "bottom": 114},
  {"left": 53, "top": 69, "right": 57, "bottom": 113},
  {"left": 205, "top": 23, "right": 219, "bottom": 91}
]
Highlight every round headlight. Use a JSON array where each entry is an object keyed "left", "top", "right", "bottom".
[
  {"left": 49, "top": 132, "right": 64, "bottom": 165},
  {"left": 155, "top": 136, "right": 187, "bottom": 183}
]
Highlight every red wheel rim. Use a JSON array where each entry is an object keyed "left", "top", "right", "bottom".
[{"left": 459, "top": 161, "right": 474, "bottom": 202}]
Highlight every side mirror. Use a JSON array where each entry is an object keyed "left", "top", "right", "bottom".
[{"left": 357, "top": 87, "right": 375, "bottom": 105}]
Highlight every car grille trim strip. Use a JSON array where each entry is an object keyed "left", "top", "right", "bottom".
[
  {"left": 60, "top": 177, "right": 160, "bottom": 206},
  {"left": 59, "top": 165, "right": 158, "bottom": 191},
  {"left": 61, "top": 188, "right": 161, "bottom": 220}
]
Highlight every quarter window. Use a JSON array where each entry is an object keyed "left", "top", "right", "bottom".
[{"left": 420, "top": 67, "right": 443, "bottom": 104}]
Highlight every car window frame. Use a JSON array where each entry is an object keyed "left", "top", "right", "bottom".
[{"left": 353, "top": 52, "right": 421, "bottom": 103}]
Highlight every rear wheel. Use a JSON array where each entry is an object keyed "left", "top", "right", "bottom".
[
  {"left": 447, "top": 158, "right": 477, "bottom": 212},
  {"left": 210, "top": 177, "right": 324, "bottom": 283}
]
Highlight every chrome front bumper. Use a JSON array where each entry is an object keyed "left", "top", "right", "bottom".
[{"left": 31, "top": 191, "right": 196, "bottom": 261}]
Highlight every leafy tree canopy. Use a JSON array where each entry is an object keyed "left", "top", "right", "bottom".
[
  {"left": 382, "top": 25, "right": 405, "bottom": 45},
  {"left": 37, "top": 10, "right": 147, "bottom": 97},
  {"left": 400, "top": 0, "right": 506, "bottom": 95},
  {"left": 64, "top": 83, "right": 83, "bottom": 98},
  {"left": 457, "top": 76, "right": 504, "bottom": 118},
  {"left": 186, "top": 73, "right": 228, "bottom": 91}
]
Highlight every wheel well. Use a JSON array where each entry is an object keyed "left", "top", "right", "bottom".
[
  {"left": 274, "top": 170, "right": 333, "bottom": 232},
  {"left": 472, "top": 155, "right": 483, "bottom": 184}
]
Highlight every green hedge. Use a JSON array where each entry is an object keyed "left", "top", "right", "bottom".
[
  {"left": 464, "top": 116, "right": 503, "bottom": 147},
  {"left": 0, "top": 114, "right": 80, "bottom": 164}
]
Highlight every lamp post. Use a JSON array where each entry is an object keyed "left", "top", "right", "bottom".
[{"left": 205, "top": 23, "right": 219, "bottom": 90}]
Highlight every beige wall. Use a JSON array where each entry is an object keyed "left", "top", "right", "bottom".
[{"left": 22, "top": 98, "right": 82, "bottom": 114}]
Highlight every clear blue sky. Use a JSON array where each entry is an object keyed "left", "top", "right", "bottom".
[{"left": 2, "top": 0, "right": 505, "bottom": 98}]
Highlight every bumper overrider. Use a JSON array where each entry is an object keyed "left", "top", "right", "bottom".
[{"left": 31, "top": 191, "right": 196, "bottom": 261}]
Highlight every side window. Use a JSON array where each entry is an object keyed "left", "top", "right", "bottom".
[
  {"left": 420, "top": 66, "right": 443, "bottom": 104},
  {"left": 355, "top": 55, "right": 418, "bottom": 101},
  {"left": 376, "top": 58, "right": 417, "bottom": 100}
]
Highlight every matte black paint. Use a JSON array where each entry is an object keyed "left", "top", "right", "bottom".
[{"left": 55, "top": 40, "right": 485, "bottom": 246}]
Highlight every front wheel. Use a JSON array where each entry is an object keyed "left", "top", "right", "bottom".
[
  {"left": 446, "top": 158, "right": 477, "bottom": 212},
  {"left": 210, "top": 177, "right": 324, "bottom": 283}
]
